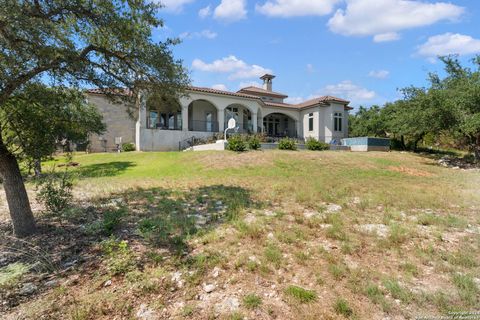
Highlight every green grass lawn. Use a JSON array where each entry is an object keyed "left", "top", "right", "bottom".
[{"left": 2, "top": 150, "right": 480, "bottom": 319}]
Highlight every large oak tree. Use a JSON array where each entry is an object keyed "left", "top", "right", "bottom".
[{"left": 0, "top": 0, "right": 189, "bottom": 237}]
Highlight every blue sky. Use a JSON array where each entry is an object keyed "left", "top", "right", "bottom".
[{"left": 154, "top": 0, "right": 480, "bottom": 109}]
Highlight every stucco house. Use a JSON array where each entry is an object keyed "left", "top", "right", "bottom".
[{"left": 85, "top": 74, "right": 352, "bottom": 152}]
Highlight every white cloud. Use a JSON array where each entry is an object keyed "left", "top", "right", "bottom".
[
  {"left": 198, "top": 5, "right": 212, "bottom": 18},
  {"left": 373, "top": 32, "right": 401, "bottom": 43},
  {"left": 306, "top": 63, "right": 315, "bottom": 73},
  {"left": 180, "top": 30, "right": 218, "bottom": 40},
  {"left": 368, "top": 70, "right": 390, "bottom": 79},
  {"left": 328, "top": 0, "right": 464, "bottom": 41},
  {"left": 212, "top": 84, "right": 229, "bottom": 91},
  {"left": 284, "top": 96, "right": 306, "bottom": 104},
  {"left": 322, "top": 80, "right": 376, "bottom": 101},
  {"left": 192, "top": 55, "right": 272, "bottom": 80},
  {"left": 239, "top": 81, "right": 262, "bottom": 88},
  {"left": 214, "top": 0, "right": 247, "bottom": 22},
  {"left": 417, "top": 33, "right": 480, "bottom": 58},
  {"left": 256, "top": 0, "right": 340, "bottom": 17},
  {"left": 159, "top": 0, "right": 195, "bottom": 12}
]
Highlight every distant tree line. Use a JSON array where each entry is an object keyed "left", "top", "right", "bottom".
[{"left": 349, "top": 56, "right": 480, "bottom": 160}]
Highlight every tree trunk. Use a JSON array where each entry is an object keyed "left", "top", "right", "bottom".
[
  {"left": 33, "top": 158, "right": 42, "bottom": 177},
  {"left": 0, "top": 139, "right": 36, "bottom": 237},
  {"left": 475, "top": 134, "right": 480, "bottom": 163}
]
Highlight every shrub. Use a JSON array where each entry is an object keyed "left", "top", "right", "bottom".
[
  {"left": 278, "top": 138, "right": 297, "bottom": 150},
  {"left": 227, "top": 135, "right": 247, "bottom": 152},
  {"left": 122, "top": 142, "right": 136, "bottom": 152},
  {"left": 334, "top": 298, "right": 354, "bottom": 317},
  {"left": 101, "top": 238, "right": 136, "bottom": 275},
  {"left": 305, "top": 137, "right": 329, "bottom": 151},
  {"left": 36, "top": 169, "right": 73, "bottom": 214},
  {"left": 243, "top": 294, "right": 262, "bottom": 309},
  {"left": 264, "top": 244, "right": 283, "bottom": 267},
  {"left": 284, "top": 285, "right": 317, "bottom": 303},
  {"left": 248, "top": 135, "right": 261, "bottom": 150}
]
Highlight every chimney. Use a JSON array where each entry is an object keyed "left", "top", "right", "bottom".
[{"left": 260, "top": 74, "right": 275, "bottom": 92}]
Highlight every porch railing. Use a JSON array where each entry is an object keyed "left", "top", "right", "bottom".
[
  {"left": 188, "top": 120, "right": 219, "bottom": 132},
  {"left": 147, "top": 117, "right": 182, "bottom": 130}
]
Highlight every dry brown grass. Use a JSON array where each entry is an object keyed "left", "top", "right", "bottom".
[{"left": 1, "top": 150, "right": 479, "bottom": 319}]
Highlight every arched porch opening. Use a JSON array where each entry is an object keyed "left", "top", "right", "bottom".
[
  {"left": 263, "top": 113, "right": 297, "bottom": 138},
  {"left": 146, "top": 94, "right": 182, "bottom": 130},
  {"left": 187, "top": 99, "right": 219, "bottom": 132},
  {"left": 225, "top": 104, "right": 255, "bottom": 134}
]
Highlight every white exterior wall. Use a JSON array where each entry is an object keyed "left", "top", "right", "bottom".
[
  {"left": 138, "top": 129, "right": 216, "bottom": 151},
  {"left": 322, "top": 103, "right": 348, "bottom": 143},
  {"left": 300, "top": 107, "right": 319, "bottom": 140},
  {"left": 88, "top": 90, "right": 350, "bottom": 152}
]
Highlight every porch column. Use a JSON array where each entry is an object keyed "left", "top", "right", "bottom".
[
  {"left": 181, "top": 104, "right": 188, "bottom": 131},
  {"left": 218, "top": 108, "right": 225, "bottom": 132},
  {"left": 252, "top": 112, "right": 258, "bottom": 133},
  {"left": 296, "top": 120, "right": 301, "bottom": 138},
  {"left": 135, "top": 92, "right": 147, "bottom": 151}
]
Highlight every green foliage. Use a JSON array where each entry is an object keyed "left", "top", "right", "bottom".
[
  {"left": 284, "top": 285, "right": 317, "bottom": 303},
  {"left": 2, "top": 84, "right": 105, "bottom": 169},
  {"left": 452, "top": 273, "right": 479, "bottom": 306},
  {"left": 247, "top": 135, "right": 261, "bottom": 150},
  {"left": 0, "top": 263, "right": 30, "bottom": 288},
  {"left": 305, "top": 137, "right": 329, "bottom": 151},
  {"left": 334, "top": 298, "right": 354, "bottom": 317},
  {"left": 383, "top": 279, "right": 412, "bottom": 303},
  {"left": 101, "top": 238, "right": 136, "bottom": 275},
  {"left": 349, "top": 105, "right": 388, "bottom": 138},
  {"left": 122, "top": 143, "right": 136, "bottom": 152},
  {"left": 243, "top": 294, "right": 262, "bottom": 309},
  {"left": 264, "top": 244, "right": 283, "bottom": 267},
  {"left": 227, "top": 135, "right": 247, "bottom": 152},
  {"left": 278, "top": 138, "right": 297, "bottom": 150},
  {"left": 36, "top": 169, "right": 74, "bottom": 214},
  {"left": 349, "top": 56, "right": 480, "bottom": 157}
]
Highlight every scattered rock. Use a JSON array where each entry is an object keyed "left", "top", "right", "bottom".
[
  {"left": 104, "top": 280, "right": 112, "bottom": 287},
  {"left": 267, "top": 232, "right": 275, "bottom": 240},
  {"left": 264, "top": 210, "right": 276, "bottom": 217},
  {"left": 244, "top": 213, "right": 256, "bottom": 225},
  {"left": 303, "top": 210, "right": 320, "bottom": 219},
  {"left": 63, "top": 260, "right": 78, "bottom": 268},
  {"left": 326, "top": 204, "right": 342, "bottom": 213},
  {"left": 171, "top": 271, "right": 184, "bottom": 288},
  {"left": 211, "top": 267, "right": 221, "bottom": 278},
  {"left": 356, "top": 224, "right": 389, "bottom": 238},
  {"left": 136, "top": 304, "right": 158, "bottom": 320},
  {"left": 44, "top": 279, "right": 59, "bottom": 288},
  {"left": 203, "top": 283, "right": 216, "bottom": 293},
  {"left": 19, "top": 283, "right": 37, "bottom": 295},
  {"left": 350, "top": 197, "right": 361, "bottom": 205},
  {"left": 215, "top": 297, "right": 240, "bottom": 314}
]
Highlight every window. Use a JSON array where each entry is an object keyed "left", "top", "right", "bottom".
[
  {"left": 334, "top": 112, "right": 343, "bottom": 132},
  {"left": 308, "top": 113, "right": 314, "bottom": 131},
  {"left": 149, "top": 111, "right": 158, "bottom": 129},
  {"left": 205, "top": 112, "right": 213, "bottom": 132}
]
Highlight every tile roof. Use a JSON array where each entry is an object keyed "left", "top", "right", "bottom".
[
  {"left": 85, "top": 87, "right": 352, "bottom": 110},
  {"left": 295, "top": 96, "right": 351, "bottom": 108},
  {"left": 187, "top": 86, "right": 261, "bottom": 100},
  {"left": 237, "top": 86, "right": 288, "bottom": 98}
]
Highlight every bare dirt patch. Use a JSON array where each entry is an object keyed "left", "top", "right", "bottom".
[{"left": 388, "top": 165, "right": 434, "bottom": 177}]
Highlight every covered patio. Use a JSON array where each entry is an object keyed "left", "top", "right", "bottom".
[{"left": 263, "top": 113, "right": 297, "bottom": 138}]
